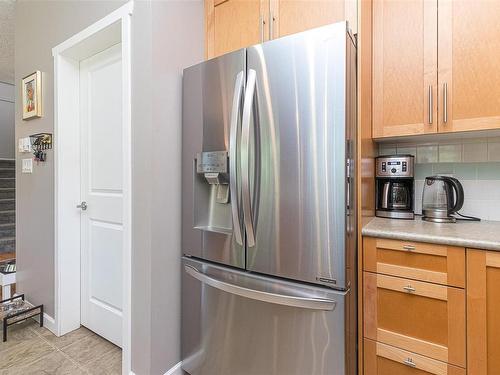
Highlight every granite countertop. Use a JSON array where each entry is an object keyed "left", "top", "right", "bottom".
[{"left": 362, "top": 216, "right": 500, "bottom": 251}]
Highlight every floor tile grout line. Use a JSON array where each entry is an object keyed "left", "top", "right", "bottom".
[
  {"left": 1, "top": 323, "right": 58, "bottom": 372},
  {"left": 27, "top": 322, "right": 93, "bottom": 373},
  {"left": 54, "top": 329, "right": 118, "bottom": 373},
  {"left": 76, "top": 341, "right": 119, "bottom": 371},
  {"left": 29, "top": 325, "right": 94, "bottom": 374},
  {"left": 1, "top": 321, "right": 120, "bottom": 374},
  {"left": 3, "top": 350, "right": 56, "bottom": 372},
  {"left": 56, "top": 346, "right": 92, "bottom": 374}
]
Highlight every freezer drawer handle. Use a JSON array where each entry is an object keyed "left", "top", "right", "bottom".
[{"left": 185, "top": 265, "right": 337, "bottom": 311}]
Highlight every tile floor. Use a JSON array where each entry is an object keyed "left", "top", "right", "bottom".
[{"left": 0, "top": 319, "right": 121, "bottom": 374}]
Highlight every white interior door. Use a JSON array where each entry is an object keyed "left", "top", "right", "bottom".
[{"left": 79, "top": 43, "right": 123, "bottom": 347}]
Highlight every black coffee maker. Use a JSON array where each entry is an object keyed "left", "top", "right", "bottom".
[{"left": 375, "top": 155, "right": 415, "bottom": 219}]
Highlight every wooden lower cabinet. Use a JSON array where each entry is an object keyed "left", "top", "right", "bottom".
[
  {"left": 363, "top": 272, "right": 466, "bottom": 368},
  {"left": 363, "top": 237, "right": 465, "bottom": 288},
  {"left": 467, "top": 249, "right": 500, "bottom": 374},
  {"left": 364, "top": 339, "right": 466, "bottom": 375}
]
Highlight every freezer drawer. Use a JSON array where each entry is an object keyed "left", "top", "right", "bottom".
[{"left": 182, "top": 257, "right": 353, "bottom": 375}]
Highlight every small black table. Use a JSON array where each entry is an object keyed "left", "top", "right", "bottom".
[{"left": 1, "top": 294, "right": 43, "bottom": 342}]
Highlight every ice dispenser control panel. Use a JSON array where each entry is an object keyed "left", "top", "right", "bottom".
[
  {"left": 196, "top": 151, "right": 229, "bottom": 203},
  {"left": 196, "top": 151, "right": 228, "bottom": 175}
]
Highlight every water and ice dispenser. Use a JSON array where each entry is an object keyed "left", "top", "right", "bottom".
[
  {"left": 193, "top": 151, "right": 233, "bottom": 235},
  {"left": 196, "top": 151, "right": 230, "bottom": 204}
]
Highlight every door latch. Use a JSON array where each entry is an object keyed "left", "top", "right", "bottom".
[{"left": 77, "top": 201, "right": 88, "bottom": 211}]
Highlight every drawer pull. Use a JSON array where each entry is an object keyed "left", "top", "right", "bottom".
[
  {"left": 403, "top": 285, "right": 416, "bottom": 293},
  {"left": 403, "top": 358, "right": 416, "bottom": 368},
  {"left": 402, "top": 244, "right": 415, "bottom": 251}
]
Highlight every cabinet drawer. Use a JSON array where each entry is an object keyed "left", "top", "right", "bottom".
[
  {"left": 363, "top": 237, "right": 465, "bottom": 288},
  {"left": 363, "top": 272, "right": 466, "bottom": 368},
  {"left": 364, "top": 339, "right": 466, "bottom": 375}
]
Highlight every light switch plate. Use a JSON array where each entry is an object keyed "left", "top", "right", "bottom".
[
  {"left": 18, "top": 137, "right": 31, "bottom": 153},
  {"left": 22, "top": 158, "right": 33, "bottom": 174}
]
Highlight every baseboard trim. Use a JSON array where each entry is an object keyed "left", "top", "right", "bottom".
[
  {"left": 128, "top": 361, "right": 183, "bottom": 375},
  {"left": 26, "top": 306, "right": 57, "bottom": 334},
  {"left": 164, "top": 361, "right": 183, "bottom": 375}
]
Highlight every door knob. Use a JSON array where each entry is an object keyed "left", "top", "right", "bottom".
[{"left": 77, "top": 201, "right": 88, "bottom": 211}]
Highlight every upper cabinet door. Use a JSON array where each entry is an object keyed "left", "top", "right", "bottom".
[
  {"left": 270, "top": 0, "right": 356, "bottom": 39},
  {"left": 206, "top": 0, "right": 268, "bottom": 59},
  {"left": 372, "top": 0, "right": 437, "bottom": 139},
  {"left": 438, "top": 0, "right": 500, "bottom": 133}
]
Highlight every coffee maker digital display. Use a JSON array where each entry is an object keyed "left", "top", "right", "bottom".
[{"left": 375, "top": 155, "right": 415, "bottom": 219}]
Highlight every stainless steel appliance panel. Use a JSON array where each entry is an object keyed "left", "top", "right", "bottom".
[
  {"left": 181, "top": 257, "right": 348, "bottom": 375},
  {"left": 243, "top": 23, "right": 356, "bottom": 289},
  {"left": 182, "top": 50, "right": 246, "bottom": 268}
]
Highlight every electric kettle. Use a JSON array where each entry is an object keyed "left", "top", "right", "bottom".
[{"left": 422, "top": 176, "right": 464, "bottom": 223}]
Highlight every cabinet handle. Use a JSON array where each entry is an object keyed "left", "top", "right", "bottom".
[
  {"left": 403, "top": 285, "right": 416, "bottom": 293},
  {"left": 403, "top": 358, "right": 416, "bottom": 368},
  {"left": 260, "top": 16, "right": 265, "bottom": 42},
  {"left": 428, "top": 85, "right": 433, "bottom": 124},
  {"left": 443, "top": 82, "right": 448, "bottom": 124},
  {"left": 402, "top": 244, "right": 415, "bottom": 251}
]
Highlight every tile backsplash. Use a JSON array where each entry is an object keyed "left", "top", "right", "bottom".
[{"left": 378, "top": 137, "right": 500, "bottom": 221}]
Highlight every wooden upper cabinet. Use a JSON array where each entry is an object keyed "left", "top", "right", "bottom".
[
  {"left": 206, "top": 0, "right": 268, "bottom": 59},
  {"left": 205, "top": 0, "right": 356, "bottom": 59},
  {"left": 271, "top": 0, "right": 356, "bottom": 39},
  {"left": 372, "top": 0, "right": 438, "bottom": 138},
  {"left": 467, "top": 250, "right": 500, "bottom": 374},
  {"left": 438, "top": 1, "right": 500, "bottom": 133}
]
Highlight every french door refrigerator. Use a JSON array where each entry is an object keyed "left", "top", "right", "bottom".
[{"left": 181, "top": 22, "right": 357, "bottom": 375}]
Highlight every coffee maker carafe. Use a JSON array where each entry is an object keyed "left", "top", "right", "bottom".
[{"left": 376, "top": 155, "right": 415, "bottom": 219}]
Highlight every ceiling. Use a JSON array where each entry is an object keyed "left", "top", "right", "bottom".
[{"left": 0, "top": 0, "right": 14, "bottom": 84}]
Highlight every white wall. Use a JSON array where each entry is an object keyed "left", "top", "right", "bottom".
[
  {"left": 0, "top": 82, "right": 15, "bottom": 158},
  {"left": 130, "top": 1, "right": 204, "bottom": 374}
]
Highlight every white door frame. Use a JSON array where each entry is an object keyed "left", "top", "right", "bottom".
[{"left": 52, "top": 2, "right": 133, "bottom": 374}]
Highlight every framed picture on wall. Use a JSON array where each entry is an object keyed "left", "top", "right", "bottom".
[{"left": 22, "top": 71, "right": 42, "bottom": 120}]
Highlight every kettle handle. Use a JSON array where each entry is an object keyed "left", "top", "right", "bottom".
[{"left": 447, "top": 177, "right": 464, "bottom": 214}]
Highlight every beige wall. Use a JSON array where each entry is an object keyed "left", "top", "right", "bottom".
[{"left": 15, "top": 1, "right": 203, "bottom": 374}]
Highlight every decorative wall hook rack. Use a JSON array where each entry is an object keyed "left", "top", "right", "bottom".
[
  {"left": 29, "top": 133, "right": 52, "bottom": 151},
  {"left": 29, "top": 133, "right": 52, "bottom": 162}
]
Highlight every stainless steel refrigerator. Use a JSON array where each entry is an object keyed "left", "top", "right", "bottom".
[{"left": 181, "top": 22, "right": 357, "bottom": 375}]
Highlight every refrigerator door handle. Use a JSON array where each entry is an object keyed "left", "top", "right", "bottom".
[
  {"left": 184, "top": 265, "right": 337, "bottom": 311},
  {"left": 241, "top": 69, "right": 257, "bottom": 247},
  {"left": 229, "top": 71, "right": 245, "bottom": 246}
]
